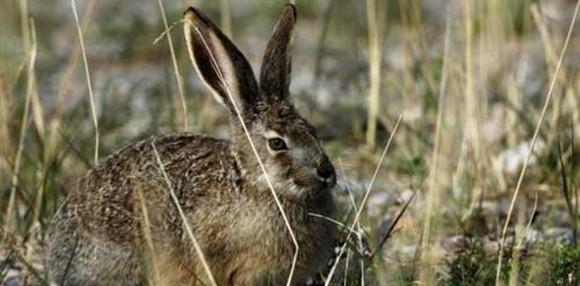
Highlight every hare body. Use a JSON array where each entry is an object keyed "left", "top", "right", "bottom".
[
  {"left": 48, "top": 134, "right": 334, "bottom": 285},
  {"left": 48, "top": 4, "right": 337, "bottom": 286}
]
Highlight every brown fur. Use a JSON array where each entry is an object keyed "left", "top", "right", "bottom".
[{"left": 48, "top": 4, "right": 336, "bottom": 286}]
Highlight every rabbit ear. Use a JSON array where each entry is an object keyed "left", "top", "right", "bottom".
[
  {"left": 183, "top": 7, "right": 259, "bottom": 116},
  {"left": 259, "top": 4, "right": 297, "bottom": 100}
]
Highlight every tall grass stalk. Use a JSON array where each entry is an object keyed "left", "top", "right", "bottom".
[
  {"left": 365, "top": 0, "right": 384, "bottom": 149},
  {"left": 26, "top": 0, "right": 44, "bottom": 142},
  {"left": 19, "top": 0, "right": 31, "bottom": 53},
  {"left": 27, "top": 17, "right": 45, "bottom": 230},
  {"left": 495, "top": 1, "right": 580, "bottom": 284},
  {"left": 418, "top": 7, "right": 452, "bottom": 283},
  {"left": 71, "top": 0, "right": 99, "bottom": 165},
  {"left": 0, "top": 75, "right": 9, "bottom": 176},
  {"left": 56, "top": 0, "right": 96, "bottom": 121},
  {"left": 29, "top": 77, "right": 44, "bottom": 141},
  {"left": 4, "top": 17, "right": 37, "bottom": 230},
  {"left": 151, "top": 143, "right": 217, "bottom": 286},
  {"left": 156, "top": 0, "right": 189, "bottom": 131}
]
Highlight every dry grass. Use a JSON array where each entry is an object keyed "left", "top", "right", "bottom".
[
  {"left": 4, "top": 17, "right": 36, "bottom": 230},
  {"left": 156, "top": 0, "right": 188, "bottom": 131},
  {"left": 418, "top": 9, "right": 452, "bottom": 283},
  {"left": 495, "top": 1, "right": 580, "bottom": 283},
  {"left": 365, "top": 0, "right": 385, "bottom": 149},
  {"left": 71, "top": 0, "right": 99, "bottom": 165},
  {"left": 325, "top": 115, "right": 402, "bottom": 286},
  {"left": 1, "top": 0, "right": 579, "bottom": 285}
]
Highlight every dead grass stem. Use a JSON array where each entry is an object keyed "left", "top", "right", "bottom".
[
  {"left": 418, "top": 7, "right": 451, "bottom": 283},
  {"left": 4, "top": 18, "right": 37, "bottom": 229},
  {"left": 71, "top": 0, "right": 99, "bottom": 165},
  {"left": 365, "top": 0, "right": 384, "bottom": 149},
  {"left": 151, "top": 143, "right": 217, "bottom": 286},
  {"left": 156, "top": 0, "right": 189, "bottom": 131},
  {"left": 495, "top": 1, "right": 580, "bottom": 284}
]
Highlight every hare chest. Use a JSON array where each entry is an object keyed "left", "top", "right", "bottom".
[{"left": 215, "top": 196, "right": 333, "bottom": 285}]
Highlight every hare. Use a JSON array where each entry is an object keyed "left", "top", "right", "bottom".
[{"left": 47, "top": 4, "right": 337, "bottom": 286}]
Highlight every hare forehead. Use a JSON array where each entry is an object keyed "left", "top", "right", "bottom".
[{"left": 261, "top": 110, "right": 316, "bottom": 136}]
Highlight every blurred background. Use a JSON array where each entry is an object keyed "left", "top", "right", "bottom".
[{"left": 1, "top": 0, "right": 579, "bottom": 285}]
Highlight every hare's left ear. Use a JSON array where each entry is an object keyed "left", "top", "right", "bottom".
[
  {"left": 183, "top": 7, "right": 259, "bottom": 117},
  {"left": 259, "top": 4, "right": 297, "bottom": 100}
]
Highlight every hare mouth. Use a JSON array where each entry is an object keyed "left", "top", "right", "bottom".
[
  {"left": 292, "top": 176, "right": 336, "bottom": 195},
  {"left": 254, "top": 172, "right": 334, "bottom": 200}
]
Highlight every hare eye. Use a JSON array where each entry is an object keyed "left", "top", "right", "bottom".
[{"left": 268, "top": 138, "right": 288, "bottom": 151}]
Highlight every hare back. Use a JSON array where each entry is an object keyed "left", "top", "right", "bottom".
[
  {"left": 60, "top": 133, "right": 237, "bottom": 244},
  {"left": 49, "top": 133, "right": 335, "bottom": 285}
]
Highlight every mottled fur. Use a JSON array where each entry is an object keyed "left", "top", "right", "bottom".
[{"left": 48, "top": 4, "right": 336, "bottom": 286}]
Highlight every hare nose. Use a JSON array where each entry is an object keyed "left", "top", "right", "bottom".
[{"left": 316, "top": 158, "right": 335, "bottom": 181}]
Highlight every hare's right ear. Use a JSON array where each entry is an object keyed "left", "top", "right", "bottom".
[
  {"left": 183, "top": 7, "right": 259, "bottom": 117},
  {"left": 260, "top": 4, "right": 296, "bottom": 100}
]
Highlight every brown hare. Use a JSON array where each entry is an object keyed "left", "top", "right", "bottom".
[{"left": 47, "top": 4, "right": 337, "bottom": 286}]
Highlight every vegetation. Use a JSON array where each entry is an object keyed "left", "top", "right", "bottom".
[{"left": 1, "top": 0, "right": 579, "bottom": 285}]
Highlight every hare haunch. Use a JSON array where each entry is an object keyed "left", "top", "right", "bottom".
[{"left": 47, "top": 4, "right": 337, "bottom": 286}]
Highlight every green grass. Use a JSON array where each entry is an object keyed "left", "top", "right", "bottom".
[{"left": 441, "top": 241, "right": 580, "bottom": 286}]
